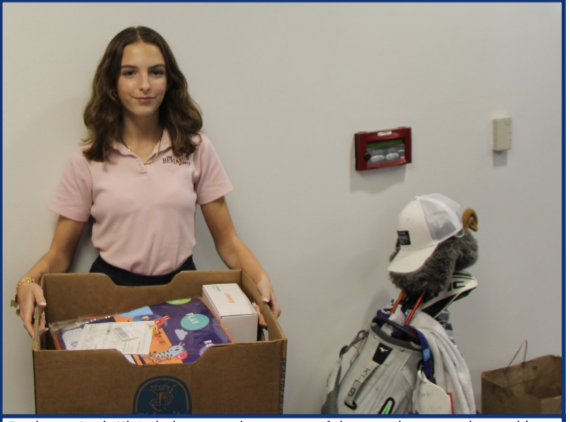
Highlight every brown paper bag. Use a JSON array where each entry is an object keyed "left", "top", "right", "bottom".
[{"left": 481, "top": 343, "right": 561, "bottom": 414}]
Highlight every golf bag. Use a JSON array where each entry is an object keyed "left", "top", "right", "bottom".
[
  {"left": 321, "top": 313, "right": 433, "bottom": 414},
  {"left": 321, "top": 273, "right": 479, "bottom": 415}
]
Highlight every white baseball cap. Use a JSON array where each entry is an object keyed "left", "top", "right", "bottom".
[{"left": 387, "top": 194, "right": 464, "bottom": 273}]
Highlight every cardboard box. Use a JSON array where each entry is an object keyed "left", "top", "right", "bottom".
[
  {"left": 32, "top": 270, "right": 287, "bottom": 415},
  {"left": 202, "top": 283, "right": 258, "bottom": 343}
]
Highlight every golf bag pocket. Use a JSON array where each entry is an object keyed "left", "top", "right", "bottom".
[{"left": 321, "top": 316, "right": 425, "bottom": 414}]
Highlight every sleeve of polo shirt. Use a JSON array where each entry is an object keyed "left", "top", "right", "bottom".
[
  {"left": 194, "top": 134, "right": 234, "bottom": 205},
  {"left": 49, "top": 147, "right": 93, "bottom": 222}
]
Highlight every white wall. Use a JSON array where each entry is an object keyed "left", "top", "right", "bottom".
[{"left": 3, "top": 3, "right": 562, "bottom": 415}]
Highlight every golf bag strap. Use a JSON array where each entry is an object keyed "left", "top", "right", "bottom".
[
  {"left": 330, "top": 330, "right": 368, "bottom": 398},
  {"left": 343, "top": 359, "right": 380, "bottom": 410},
  {"left": 411, "top": 328, "right": 434, "bottom": 381}
]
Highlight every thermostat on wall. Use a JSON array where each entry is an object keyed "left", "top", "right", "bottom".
[{"left": 355, "top": 127, "right": 412, "bottom": 171}]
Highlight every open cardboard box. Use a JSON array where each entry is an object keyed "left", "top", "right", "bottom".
[{"left": 32, "top": 270, "right": 287, "bottom": 415}]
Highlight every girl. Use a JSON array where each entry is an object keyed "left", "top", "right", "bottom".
[{"left": 12, "top": 26, "right": 281, "bottom": 338}]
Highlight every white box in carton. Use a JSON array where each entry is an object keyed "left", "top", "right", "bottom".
[{"left": 202, "top": 283, "right": 258, "bottom": 343}]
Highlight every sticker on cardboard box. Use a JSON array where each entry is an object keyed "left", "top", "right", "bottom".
[{"left": 133, "top": 375, "right": 192, "bottom": 414}]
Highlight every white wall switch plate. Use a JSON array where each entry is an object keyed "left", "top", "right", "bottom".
[{"left": 493, "top": 117, "right": 512, "bottom": 151}]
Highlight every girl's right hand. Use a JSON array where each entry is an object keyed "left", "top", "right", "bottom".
[
  {"left": 17, "top": 281, "right": 47, "bottom": 338},
  {"left": 14, "top": 215, "right": 86, "bottom": 339}
]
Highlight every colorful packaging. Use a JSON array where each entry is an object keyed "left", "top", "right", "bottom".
[{"left": 50, "top": 297, "right": 234, "bottom": 365}]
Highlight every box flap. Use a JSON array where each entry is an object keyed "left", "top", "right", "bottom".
[
  {"left": 36, "top": 270, "right": 286, "bottom": 341},
  {"left": 39, "top": 271, "right": 242, "bottom": 322}
]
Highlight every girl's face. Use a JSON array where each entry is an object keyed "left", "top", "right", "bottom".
[{"left": 117, "top": 42, "right": 167, "bottom": 121}]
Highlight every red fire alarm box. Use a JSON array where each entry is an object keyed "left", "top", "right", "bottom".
[{"left": 355, "top": 127, "right": 412, "bottom": 171}]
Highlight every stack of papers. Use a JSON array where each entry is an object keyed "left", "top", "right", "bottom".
[{"left": 77, "top": 321, "right": 153, "bottom": 355}]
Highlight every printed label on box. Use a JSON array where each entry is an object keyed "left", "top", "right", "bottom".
[{"left": 133, "top": 375, "right": 192, "bottom": 414}]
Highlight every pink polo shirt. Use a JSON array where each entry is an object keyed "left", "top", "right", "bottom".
[{"left": 50, "top": 131, "right": 233, "bottom": 275}]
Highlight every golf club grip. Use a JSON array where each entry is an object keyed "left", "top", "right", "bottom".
[{"left": 372, "top": 315, "right": 420, "bottom": 343}]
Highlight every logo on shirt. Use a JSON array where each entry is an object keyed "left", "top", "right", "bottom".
[{"left": 163, "top": 155, "right": 191, "bottom": 166}]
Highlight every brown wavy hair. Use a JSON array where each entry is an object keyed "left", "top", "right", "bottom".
[{"left": 82, "top": 26, "right": 202, "bottom": 161}]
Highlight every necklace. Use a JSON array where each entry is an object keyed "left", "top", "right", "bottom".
[{"left": 121, "top": 136, "right": 162, "bottom": 168}]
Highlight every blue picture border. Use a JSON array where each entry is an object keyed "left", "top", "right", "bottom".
[{"left": 0, "top": 1, "right": 565, "bottom": 420}]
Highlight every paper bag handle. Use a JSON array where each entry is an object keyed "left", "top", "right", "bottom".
[{"left": 508, "top": 340, "right": 528, "bottom": 367}]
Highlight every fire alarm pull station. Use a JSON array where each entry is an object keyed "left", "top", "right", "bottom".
[{"left": 355, "top": 127, "right": 412, "bottom": 171}]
